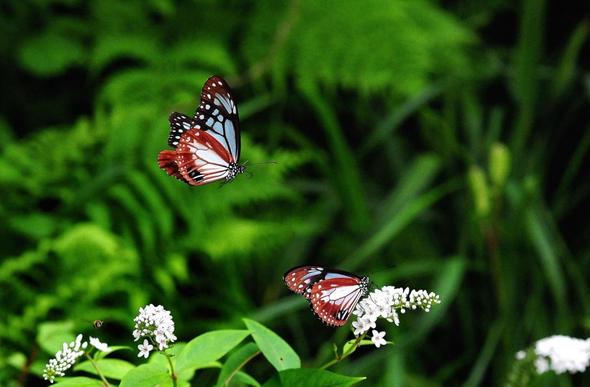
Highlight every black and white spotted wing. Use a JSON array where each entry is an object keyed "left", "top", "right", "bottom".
[
  {"left": 167, "top": 113, "right": 194, "bottom": 148},
  {"left": 192, "top": 76, "right": 241, "bottom": 163}
]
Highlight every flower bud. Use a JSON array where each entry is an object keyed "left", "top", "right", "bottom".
[
  {"left": 468, "top": 166, "right": 491, "bottom": 217},
  {"left": 489, "top": 142, "right": 511, "bottom": 189}
]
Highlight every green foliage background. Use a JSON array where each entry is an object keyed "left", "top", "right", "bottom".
[{"left": 1, "top": 0, "right": 589, "bottom": 385}]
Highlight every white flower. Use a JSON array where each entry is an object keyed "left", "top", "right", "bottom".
[
  {"left": 371, "top": 330, "right": 387, "bottom": 348},
  {"left": 515, "top": 350, "right": 526, "bottom": 360},
  {"left": 133, "top": 304, "right": 177, "bottom": 354},
  {"left": 352, "top": 319, "right": 367, "bottom": 336},
  {"left": 89, "top": 337, "right": 109, "bottom": 352},
  {"left": 42, "top": 334, "right": 88, "bottom": 383},
  {"left": 351, "top": 285, "right": 441, "bottom": 337},
  {"left": 533, "top": 335, "right": 590, "bottom": 374},
  {"left": 138, "top": 339, "right": 154, "bottom": 358}
]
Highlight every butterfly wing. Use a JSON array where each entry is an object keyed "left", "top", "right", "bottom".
[
  {"left": 174, "top": 129, "right": 234, "bottom": 185},
  {"left": 283, "top": 266, "right": 370, "bottom": 326},
  {"left": 158, "top": 76, "right": 241, "bottom": 186},
  {"left": 308, "top": 272, "right": 369, "bottom": 326},
  {"left": 167, "top": 112, "right": 194, "bottom": 148},
  {"left": 193, "top": 75, "right": 241, "bottom": 162},
  {"left": 158, "top": 150, "right": 189, "bottom": 183},
  {"left": 283, "top": 266, "right": 326, "bottom": 299}
]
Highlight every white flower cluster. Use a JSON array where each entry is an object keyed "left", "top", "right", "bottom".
[
  {"left": 533, "top": 335, "right": 590, "bottom": 374},
  {"left": 351, "top": 286, "right": 441, "bottom": 347},
  {"left": 132, "top": 304, "right": 177, "bottom": 358},
  {"left": 42, "top": 334, "right": 88, "bottom": 384}
]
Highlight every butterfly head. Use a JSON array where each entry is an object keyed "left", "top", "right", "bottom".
[
  {"left": 225, "top": 162, "right": 246, "bottom": 181},
  {"left": 360, "top": 276, "right": 371, "bottom": 295}
]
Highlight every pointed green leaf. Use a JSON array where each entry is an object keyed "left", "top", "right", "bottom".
[
  {"left": 120, "top": 363, "right": 172, "bottom": 387},
  {"left": 217, "top": 342, "right": 260, "bottom": 386},
  {"left": 75, "top": 359, "right": 135, "bottom": 380},
  {"left": 176, "top": 330, "right": 249, "bottom": 373},
  {"left": 53, "top": 377, "right": 105, "bottom": 387},
  {"left": 233, "top": 371, "right": 261, "bottom": 387},
  {"left": 279, "top": 369, "right": 365, "bottom": 387},
  {"left": 243, "top": 319, "right": 300, "bottom": 371}
]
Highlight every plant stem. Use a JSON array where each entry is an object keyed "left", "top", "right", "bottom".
[
  {"left": 85, "top": 353, "right": 110, "bottom": 387},
  {"left": 321, "top": 335, "right": 364, "bottom": 369},
  {"left": 164, "top": 351, "right": 177, "bottom": 387}
]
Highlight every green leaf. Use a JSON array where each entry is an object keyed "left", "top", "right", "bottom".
[
  {"left": 36, "top": 321, "right": 75, "bottom": 354},
  {"left": 243, "top": 318, "right": 300, "bottom": 371},
  {"left": 261, "top": 374, "right": 281, "bottom": 387},
  {"left": 298, "top": 81, "right": 369, "bottom": 232},
  {"left": 403, "top": 256, "right": 466, "bottom": 344},
  {"left": 511, "top": 0, "right": 546, "bottom": 153},
  {"left": 53, "top": 377, "right": 105, "bottom": 387},
  {"left": 550, "top": 20, "right": 590, "bottom": 99},
  {"left": 279, "top": 369, "right": 365, "bottom": 387},
  {"left": 217, "top": 342, "right": 260, "bottom": 386},
  {"left": 247, "top": 1, "right": 473, "bottom": 95},
  {"left": 342, "top": 339, "right": 374, "bottom": 356},
  {"left": 147, "top": 344, "right": 206, "bottom": 382},
  {"left": 75, "top": 359, "right": 135, "bottom": 380},
  {"left": 233, "top": 371, "right": 262, "bottom": 387},
  {"left": 90, "top": 35, "right": 159, "bottom": 72},
  {"left": 526, "top": 205, "right": 566, "bottom": 307},
  {"left": 19, "top": 33, "right": 85, "bottom": 76},
  {"left": 176, "top": 330, "right": 250, "bottom": 373},
  {"left": 120, "top": 363, "right": 172, "bottom": 387},
  {"left": 99, "top": 345, "right": 133, "bottom": 358},
  {"left": 344, "top": 178, "right": 460, "bottom": 269}
]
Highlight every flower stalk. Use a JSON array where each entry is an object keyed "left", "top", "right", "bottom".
[{"left": 85, "top": 353, "right": 110, "bottom": 387}]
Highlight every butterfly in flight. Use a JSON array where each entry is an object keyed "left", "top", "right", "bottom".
[
  {"left": 283, "top": 265, "right": 370, "bottom": 326},
  {"left": 158, "top": 75, "right": 245, "bottom": 186}
]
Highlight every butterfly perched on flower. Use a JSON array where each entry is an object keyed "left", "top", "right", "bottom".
[
  {"left": 158, "top": 75, "right": 245, "bottom": 186},
  {"left": 283, "top": 265, "right": 370, "bottom": 326}
]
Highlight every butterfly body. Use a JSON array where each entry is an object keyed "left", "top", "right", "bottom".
[
  {"left": 283, "top": 265, "right": 370, "bottom": 326},
  {"left": 158, "top": 76, "right": 244, "bottom": 186}
]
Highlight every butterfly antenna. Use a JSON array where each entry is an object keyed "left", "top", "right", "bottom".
[{"left": 245, "top": 160, "right": 278, "bottom": 167}]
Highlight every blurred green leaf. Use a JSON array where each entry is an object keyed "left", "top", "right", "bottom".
[
  {"left": 90, "top": 35, "right": 159, "bottom": 73},
  {"left": 36, "top": 321, "right": 75, "bottom": 354},
  {"left": 246, "top": 0, "right": 474, "bottom": 94},
  {"left": 526, "top": 205, "right": 566, "bottom": 308},
  {"left": 463, "top": 320, "right": 503, "bottom": 387},
  {"left": 345, "top": 178, "right": 460, "bottom": 269},
  {"left": 550, "top": 19, "right": 590, "bottom": 99},
  {"left": 511, "top": 0, "right": 546, "bottom": 153},
  {"left": 19, "top": 33, "right": 85, "bottom": 76}
]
